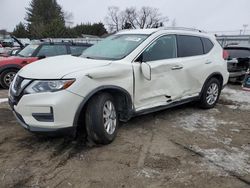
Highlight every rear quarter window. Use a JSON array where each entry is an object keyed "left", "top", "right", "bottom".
[
  {"left": 202, "top": 38, "right": 214, "bottom": 53},
  {"left": 177, "top": 35, "right": 203, "bottom": 57}
]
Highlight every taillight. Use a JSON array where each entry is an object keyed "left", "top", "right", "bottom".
[{"left": 223, "top": 50, "right": 229, "bottom": 60}]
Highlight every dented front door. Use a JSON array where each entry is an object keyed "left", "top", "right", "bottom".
[{"left": 132, "top": 35, "right": 190, "bottom": 111}]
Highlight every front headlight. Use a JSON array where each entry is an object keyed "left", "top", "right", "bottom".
[{"left": 24, "top": 79, "right": 75, "bottom": 94}]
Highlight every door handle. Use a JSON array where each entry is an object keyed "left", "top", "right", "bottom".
[
  {"left": 205, "top": 61, "right": 212, "bottom": 64},
  {"left": 171, "top": 65, "right": 183, "bottom": 70}
]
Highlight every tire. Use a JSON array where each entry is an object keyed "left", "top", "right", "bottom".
[
  {"left": 0, "top": 69, "right": 18, "bottom": 89},
  {"left": 85, "top": 93, "right": 118, "bottom": 145},
  {"left": 199, "top": 78, "right": 222, "bottom": 109}
]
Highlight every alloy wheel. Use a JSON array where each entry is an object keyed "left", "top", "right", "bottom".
[{"left": 103, "top": 100, "right": 117, "bottom": 135}]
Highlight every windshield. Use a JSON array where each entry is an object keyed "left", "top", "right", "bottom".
[
  {"left": 81, "top": 34, "right": 148, "bottom": 60},
  {"left": 18, "top": 44, "right": 39, "bottom": 57}
]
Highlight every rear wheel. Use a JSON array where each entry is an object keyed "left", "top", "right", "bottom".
[
  {"left": 0, "top": 69, "right": 18, "bottom": 89},
  {"left": 199, "top": 78, "right": 221, "bottom": 109},
  {"left": 85, "top": 93, "right": 118, "bottom": 145}
]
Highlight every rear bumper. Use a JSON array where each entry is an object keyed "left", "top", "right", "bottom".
[{"left": 229, "top": 71, "right": 246, "bottom": 78}]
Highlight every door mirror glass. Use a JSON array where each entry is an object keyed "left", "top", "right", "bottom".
[{"left": 141, "top": 62, "right": 151, "bottom": 80}]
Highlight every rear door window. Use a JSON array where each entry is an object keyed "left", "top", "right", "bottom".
[
  {"left": 177, "top": 35, "right": 204, "bottom": 57},
  {"left": 202, "top": 38, "right": 214, "bottom": 53},
  {"left": 36, "top": 45, "right": 67, "bottom": 57}
]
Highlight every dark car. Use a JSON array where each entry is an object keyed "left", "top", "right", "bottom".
[
  {"left": 224, "top": 45, "right": 250, "bottom": 82},
  {"left": 0, "top": 41, "right": 92, "bottom": 88}
]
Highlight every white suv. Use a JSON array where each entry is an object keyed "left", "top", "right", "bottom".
[{"left": 9, "top": 28, "right": 229, "bottom": 144}]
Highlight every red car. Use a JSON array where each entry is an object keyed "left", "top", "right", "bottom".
[{"left": 0, "top": 42, "right": 92, "bottom": 88}]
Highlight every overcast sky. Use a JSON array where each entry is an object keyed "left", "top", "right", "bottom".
[{"left": 0, "top": 0, "right": 249, "bottom": 34}]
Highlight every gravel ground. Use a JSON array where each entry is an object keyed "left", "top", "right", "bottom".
[{"left": 0, "top": 85, "right": 249, "bottom": 188}]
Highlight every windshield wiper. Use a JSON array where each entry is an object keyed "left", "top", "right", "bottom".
[
  {"left": 18, "top": 54, "right": 24, "bottom": 57},
  {"left": 84, "top": 56, "right": 95, "bottom": 59}
]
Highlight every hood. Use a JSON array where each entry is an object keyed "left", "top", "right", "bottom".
[
  {"left": 0, "top": 56, "right": 22, "bottom": 63},
  {"left": 0, "top": 56, "right": 37, "bottom": 66},
  {"left": 18, "top": 55, "right": 111, "bottom": 79}
]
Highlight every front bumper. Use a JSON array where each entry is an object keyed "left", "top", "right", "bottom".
[
  {"left": 11, "top": 109, "right": 76, "bottom": 135},
  {"left": 9, "top": 90, "right": 84, "bottom": 134}
]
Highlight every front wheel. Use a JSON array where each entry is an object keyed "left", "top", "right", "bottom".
[
  {"left": 199, "top": 78, "right": 222, "bottom": 109},
  {"left": 0, "top": 69, "right": 18, "bottom": 89},
  {"left": 85, "top": 93, "right": 118, "bottom": 145}
]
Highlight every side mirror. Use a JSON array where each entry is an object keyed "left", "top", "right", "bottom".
[
  {"left": 141, "top": 62, "right": 151, "bottom": 80},
  {"left": 227, "top": 58, "right": 238, "bottom": 64},
  {"left": 38, "top": 55, "right": 46, "bottom": 60}
]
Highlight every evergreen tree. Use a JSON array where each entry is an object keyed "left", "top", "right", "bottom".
[
  {"left": 25, "top": 0, "right": 66, "bottom": 38},
  {"left": 72, "top": 23, "right": 107, "bottom": 37},
  {"left": 12, "top": 22, "right": 29, "bottom": 37}
]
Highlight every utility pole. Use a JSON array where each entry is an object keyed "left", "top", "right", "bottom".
[{"left": 243, "top": 24, "right": 248, "bottom": 35}]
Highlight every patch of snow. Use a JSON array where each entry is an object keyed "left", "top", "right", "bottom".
[
  {"left": 193, "top": 146, "right": 250, "bottom": 175},
  {"left": 225, "top": 104, "right": 250, "bottom": 111},
  {"left": 225, "top": 105, "right": 238, "bottom": 110},
  {"left": 239, "top": 104, "right": 250, "bottom": 111},
  {"left": 218, "top": 120, "right": 238, "bottom": 125},
  {"left": 0, "top": 98, "right": 8, "bottom": 104},
  {"left": 222, "top": 87, "right": 250, "bottom": 104},
  {"left": 230, "top": 128, "right": 240, "bottom": 133},
  {"left": 211, "top": 136, "right": 232, "bottom": 145},
  {"left": 176, "top": 113, "right": 218, "bottom": 132},
  {"left": 137, "top": 168, "right": 161, "bottom": 178}
]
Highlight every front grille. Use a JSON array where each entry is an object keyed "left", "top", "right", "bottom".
[
  {"left": 13, "top": 76, "right": 24, "bottom": 96},
  {"left": 10, "top": 75, "right": 31, "bottom": 104}
]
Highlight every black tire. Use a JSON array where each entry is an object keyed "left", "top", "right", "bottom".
[
  {"left": 199, "top": 78, "right": 222, "bottom": 109},
  {"left": 85, "top": 93, "right": 118, "bottom": 145},
  {"left": 0, "top": 69, "right": 18, "bottom": 89}
]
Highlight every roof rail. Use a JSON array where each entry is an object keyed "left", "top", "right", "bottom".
[{"left": 160, "top": 27, "right": 206, "bottom": 33}]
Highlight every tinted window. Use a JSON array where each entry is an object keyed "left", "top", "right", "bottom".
[
  {"left": 177, "top": 35, "right": 203, "bottom": 57},
  {"left": 202, "top": 38, "right": 214, "bottom": 53},
  {"left": 226, "top": 49, "right": 250, "bottom": 59},
  {"left": 37, "top": 45, "right": 67, "bottom": 57},
  {"left": 70, "top": 46, "right": 88, "bottom": 56},
  {"left": 141, "top": 35, "right": 177, "bottom": 62}
]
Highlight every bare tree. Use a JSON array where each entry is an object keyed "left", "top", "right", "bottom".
[
  {"left": 123, "top": 7, "right": 137, "bottom": 29},
  {"left": 105, "top": 6, "right": 168, "bottom": 32},
  {"left": 64, "top": 11, "right": 74, "bottom": 27},
  {"left": 105, "top": 6, "right": 122, "bottom": 32}
]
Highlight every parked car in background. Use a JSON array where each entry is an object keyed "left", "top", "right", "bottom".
[
  {"left": 9, "top": 28, "right": 229, "bottom": 145},
  {"left": 0, "top": 36, "right": 28, "bottom": 57},
  {"left": 0, "top": 44, "right": 5, "bottom": 55},
  {"left": 0, "top": 41, "right": 92, "bottom": 88},
  {"left": 224, "top": 45, "right": 250, "bottom": 82}
]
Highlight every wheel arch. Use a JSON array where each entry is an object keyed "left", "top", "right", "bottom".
[
  {"left": 73, "top": 85, "right": 134, "bottom": 128},
  {"left": 0, "top": 64, "right": 22, "bottom": 74},
  {"left": 200, "top": 72, "right": 224, "bottom": 97}
]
